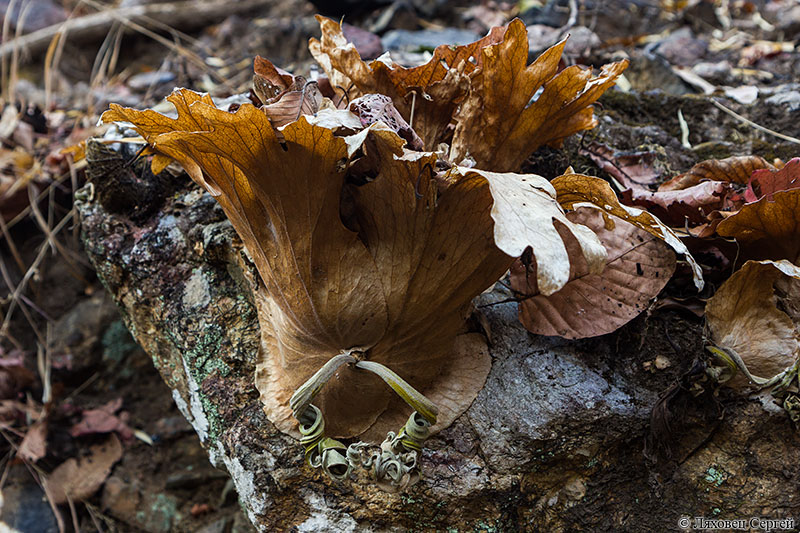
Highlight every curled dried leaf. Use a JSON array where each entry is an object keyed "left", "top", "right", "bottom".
[
  {"left": 450, "top": 20, "right": 628, "bottom": 171},
  {"left": 706, "top": 260, "right": 800, "bottom": 389},
  {"left": 511, "top": 208, "right": 676, "bottom": 339}
]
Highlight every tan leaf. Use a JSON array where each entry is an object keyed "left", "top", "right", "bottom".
[
  {"left": 102, "top": 92, "right": 608, "bottom": 439},
  {"left": 450, "top": 20, "right": 627, "bottom": 171},
  {"left": 511, "top": 208, "right": 676, "bottom": 339},
  {"left": 451, "top": 167, "right": 607, "bottom": 296},
  {"left": 44, "top": 434, "right": 122, "bottom": 504},
  {"left": 716, "top": 189, "right": 800, "bottom": 263},
  {"left": 706, "top": 260, "right": 800, "bottom": 389},
  {"left": 309, "top": 16, "right": 504, "bottom": 148},
  {"left": 18, "top": 419, "right": 47, "bottom": 463},
  {"left": 552, "top": 171, "right": 704, "bottom": 290}
]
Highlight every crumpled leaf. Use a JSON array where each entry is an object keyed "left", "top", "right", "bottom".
[
  {"left": 716, "top": 188, "right": 800, "bottom": 263},
  {"left": 613, "top": 156, "right": 772, "bottom": 226},
  {"left": 552, "top": 170, "right": 704, "bottom": 290},
  {"left": 450, "top": 20, "right": 628, "bottom": 171},
  {"left": 745, "top": 157, "right": 800, "bottom": 202},
  {"left": 706, "top": 260, "right": 800, "bottom": 389},
  {"left": 310, "top": 16, "right": 504, "bottom": 148},
  {"left": 621, "top": 180, "right": 729, "bottom": 226},
  {"left": 102, "top": 90, "right": 607, "bottom": 439},
  {"left": 252, "top": 56, "right": 322, "bottom": 129},
  {"left": 44, "top": 434, "right": 123, "bottom": 504},
  {"left": 511, "top": 208, "right": 676, "bottom": 339}
]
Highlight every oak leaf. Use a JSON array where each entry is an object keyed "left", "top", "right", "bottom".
[
  {"left": 511, "top": 208, "right": 676, "bottom": 339},
  {"left": 706, "top": 260, "right": 800, "bottom": 389},
  {"left": 102, "top": 91, "right": 606, "bottom": 439}
]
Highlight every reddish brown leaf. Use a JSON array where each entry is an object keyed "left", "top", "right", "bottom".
[
  {"left": 511, "top": 208, "right": 676, "bottom": 339},
  {"left": 620, "top": 180, "right": 729, "bottom": 226},
  {"left": 552, "top": 171, "right": 704, "bottom": 289},
  {"left": 745, "top": 157, "right": 800, "bottom": 202}
]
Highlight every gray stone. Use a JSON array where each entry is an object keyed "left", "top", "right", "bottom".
[{"left": 382, "top": 28, "right": 481, "bottom": 52}]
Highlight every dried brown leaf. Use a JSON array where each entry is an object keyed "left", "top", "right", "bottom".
[
  {"left": 103, "top": 92, "right": 607, "bottom": 438},
  {"left": 716, "top": 189, "right": 800, "bottom": 263},
  {"left": 450, "top": 20, "right": 627, "bottom": 171},
  {"left": 745, "top": 157, "right": 800, "bottom": 202},
  {"left": 552, "top": 171, "right": 704, "bottom": 290},
  {"left": 658, "top": 155, "right": 771, "bottom": 192},
  {"left": 44, "top": 434, "right": 123, "bottom": 504},
  {"left": 309, "top": 16, "right": 504, "bottom": 148},
  {"left": 511, "top": 208, "right": 676, "bottom": 339},
  {"left": 706, "top": 260, "right": 800, "bottom": 389}
]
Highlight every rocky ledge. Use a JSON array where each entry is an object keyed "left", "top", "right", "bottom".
[{"left": 77, "top": 118, "right": 799, "bottom": 531}]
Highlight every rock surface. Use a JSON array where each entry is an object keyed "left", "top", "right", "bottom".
[{"left": 77, "top": 93, "right": 800, "bottom": 531}]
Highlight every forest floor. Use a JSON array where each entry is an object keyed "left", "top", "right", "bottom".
[{"left": 0, "top": 0, "right": 798, "bottom": 531}]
